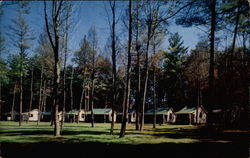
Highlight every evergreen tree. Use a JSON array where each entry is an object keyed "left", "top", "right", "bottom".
[
  {"left": 162, "top": 33, "right": 188, "bottom": 109},
  {"left": 9, "top": 2, "right": 33, "bottom": 126}
]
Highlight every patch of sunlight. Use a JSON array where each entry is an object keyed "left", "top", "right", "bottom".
[
  {"left": 223, "top": 130, "right": 249, "bottom": 133},
  {"left": 199, "top": 139, "right": 232, "bottom": 143}
]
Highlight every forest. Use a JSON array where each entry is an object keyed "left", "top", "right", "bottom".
[{"left": 0, "top": 1, "right": 249, "bottom": 157}]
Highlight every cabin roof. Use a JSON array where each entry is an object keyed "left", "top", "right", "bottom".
[
  {"left": 66, "top": 109, "right": 84, "bottom": 115},
  {"left": 3, "top": 111, "right": 18, "bottom": 115},
  {"left": 42, "top": 111, "right": 51, "bottom": 115},
  {"left": 86, "top": 108, "right": 112, "bottom": 115},
  {"left": 117, "top": 109, "right": 135, "bottom": 114},
  {"left": 22, "top": 109, "right": 39, "bottom": 114},
  {"left": 145, "top": 107, "right": 171, "bottom": 115},
  {"left": 42, "top": 111, "right": 63, "bottom": 115},
  {"left": 176, "top": 106, "right": 196, "bottom": 114}
]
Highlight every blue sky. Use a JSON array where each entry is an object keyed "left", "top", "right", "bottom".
[{"left": 1, "top": 1, "right": 203, "bottom": 59}]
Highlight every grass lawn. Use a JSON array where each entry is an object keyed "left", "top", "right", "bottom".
[
  {"left": 0, "top": 121, "right": 203, "bottom": 144},
  {"left": 0, "top": 121, "right": 248, "bottom": 144},
  {"left": 0, "top": 121, "right": 249, "bottom": 158}
]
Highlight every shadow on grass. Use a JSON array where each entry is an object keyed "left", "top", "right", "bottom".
[
  {"left": 61, "top": 130, "right": 109, "bottom": 135},
  {"left": 151, "top": 126, "right": 204, "bottom": 138},
  {"left": 0, "top": 130, "right": 53, "bottom": 136},
  {"left": 1, "top": 141, "right": 249, "bottom": 158},
  {"left": 0, "top": 129, "right": 109, "bottom": 136},
  {"left": 150, "top": 125, "right": 249, "bottom": 143}
]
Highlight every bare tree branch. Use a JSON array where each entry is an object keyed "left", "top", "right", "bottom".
[{"left": 44, "top": 1, "right": 55, "bottom": 50}]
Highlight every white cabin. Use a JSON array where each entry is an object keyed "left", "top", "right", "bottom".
[{"left": 22, "top": 109, "right": 39, "bottom": 121}]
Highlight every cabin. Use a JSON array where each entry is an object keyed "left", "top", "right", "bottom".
[
  {"left": 212, "top": 106, "right": 247, "bottom": 128},
  {"left": 41, "top": 111, "right": 52, "bottom": 122},
  {"left": 85, "top": 108, "right": 116, "bottom": 123},
  {"left": 116, "top": 109, "right": 136, "bottom": 123},
  {"left": 65, "top": 109, "right": 85, "bottom": 122},
  {"left": 144, "top": 107, "right": 176, "bottom": 124},
  {"left": 175, "top": 106, "right": 207, "bottom": 124},
  {"left": 194, "top": 106, "right": 207, "bottom": 124},
  {"left": 114, "top": 111, "right": 122, "bottom": 123},
  {"left": 41, "top": 111, "right": 63, "bottom": 122},
  {"left": 129, "top": 109, "right": 136, "bottom": 123},
  {"left": 166, "top": 108, "right": 176, "bottom": 123},
  {"left": 2, "top": 111, "right": 18, "bottom": 121},
  {"left": 22, "top": 109, "right": 39, "bottom": 121},
  {"left": 225, "top": 106, "right": 245, "bottom": 126}
]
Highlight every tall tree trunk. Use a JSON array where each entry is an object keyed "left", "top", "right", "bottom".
[
  {"left": 11, "top": 80, "right": 17, "bottom": 121},
  {"left": 44, "top": 0, "right": 63, "bottom": 136},
  {"left": 135, "top": 65, "right": 141, "bottom": 130},
  {"left": 39, "top": 80, "right": 46, "bottom": 123},
  {"left": 87, "top": 85, "right": 90, "bottom": 111},
  {"left": 61, "top": 3, "right": 70, "bottom": 128},
  {"left": 53, "top": 57, "right": 61, "bottom": 136},
  {"left": 226, "top": 3, "right": 240, "bottom": 108},
  {"left": 78, "top": 82, "right": 85, "bottom": 124},
  {"left": 28, "top": 67, "right": 34, "bottom": 123},
  {"left": 19, "top": 54, "right": 23, "bottom": 126},
  {"left": 196, "top": 51, "right": 200, "bottom": 125},
  {"left": 84, "top": 87, "right": 87, "bottom": 112},
  {"left": 208, "top": 0, "right": 216, "bottom": 126},
  {"left": 135, "top": 0, "right": 141, "bottom": 131},
  {"left": 53, "top": 28, "right": 61, "bottom": 136},
  {"left": 153, "top": 39, "right": 156, "bottom": 128},
  {"left": 90, "top": 78, "right": 95, "bottom": 128},
  {"left": 19, "top": 75, "right": 23, "bottom": 126},
  {"left": 140, "top": 21, "right": 151, "bottom": 131},
  {"left": 110, "top": 0, "right": 116, "bottom": 135},
  {"left": 196, "top": 79, "right": 200, "bottom": 125},
  {"left": 122, "top": 84, "right": 126, "bottom": 121},
  {"left": 38, "top": 80, "right": 45, "bottom": 125},
  {"left": 230, "top": 3, "right": 240, "bottom": 62},
  {"left": 61, "top": 44, "right": 67, "bottom": 129},
  {"left": 61, "top": 65, "right": 66, "bottom": 128},
  {"left": 50, "top": 76, "right": 55, "bottom": 126},
  {"left": 37, "top": 65, "right": 43, "bottom": 125},
  {"left": 80, "top": 83, "right": 85, "bottom": 112},
  {"left": 153, "top": 65, "right": 156, "bottom": 128},
  {"left": 90, "top": 53, "right": 95, "bottom": 127},
  {"left": 70, "top": 66, "right": 74, "bottom": 111},
  {"left": 43, "top": 86, "right": 47, "bottom": 113},
  {"left": 119, "top": 0, "right": 132, "bottom": 138}
]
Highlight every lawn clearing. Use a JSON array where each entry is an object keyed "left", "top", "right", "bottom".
[
  {"left": 0, "top": 121, "right": 249, "bottom": 158},
  {"left": 0, "top": 121, "right": 202, "bottom": 144},
  {"left": 1, "top": 121, "right": 247, "bottom": 145}
]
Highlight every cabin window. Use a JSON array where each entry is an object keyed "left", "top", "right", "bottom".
[
  {"left": 81, "top": 114, "right": 85, "bottom": 118},
  {"left": 30, "top": 114, "right": 33, "bottom": 117}
]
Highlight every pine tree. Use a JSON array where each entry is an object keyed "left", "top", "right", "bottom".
[
  {"left": 9, "top": 2, "right": 33, "bottom": 126},
  {"left": 163, "top": 33, "right": 188, "bottom": 109}
]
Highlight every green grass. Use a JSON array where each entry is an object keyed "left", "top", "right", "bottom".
[{"left": 0, "top": 121, "right": 246, "bottom": 144}]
